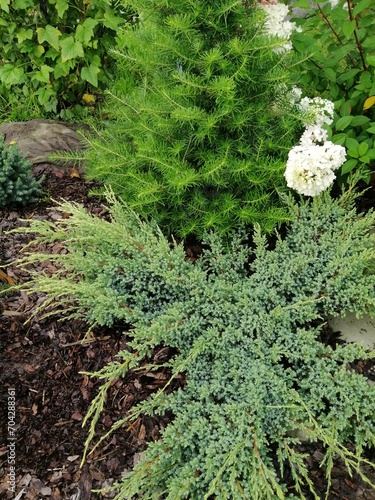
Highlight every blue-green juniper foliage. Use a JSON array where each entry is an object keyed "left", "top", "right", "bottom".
[
  {"left": 0, "top": 138, "right": 42, "bottom": 206},
  {"left": 14, "top": 191, "right": 375, "bottom": 498}
]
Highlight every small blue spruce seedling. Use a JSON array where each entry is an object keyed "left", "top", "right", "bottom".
[{"left": 0, "top": 138, "right": 42, "bottom": 207}]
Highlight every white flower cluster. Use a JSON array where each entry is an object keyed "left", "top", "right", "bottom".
[
  {"left": 285, "top": 140, "right": 346, "bottom": 196},
  {"left": 298, "top": 96, "right": 334, "bottom": 127},
  {"left": 259, "top": 3, "right": 299, "bottom": 54},
  {"left": 285, "top": 97, "right": 346, "bottom": 197}
]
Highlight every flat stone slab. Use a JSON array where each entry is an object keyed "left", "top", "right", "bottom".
[
  {"left": 328, "top": 313, "right": 375, "bottom": 350},
  {"left": 0, "top": 119, "right": 85, "bottom": 176}
]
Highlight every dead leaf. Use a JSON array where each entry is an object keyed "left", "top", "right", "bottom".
[
  {"left": 0, "top": 269, "right": 15, "bottom": 285},
  {"left": 82, "top": 93, "right": 96, "bottom": 105},
  {"left": 71, "top": 412, "right": 83, "bottom": 421},
  {"left": 363, "top": 96, "right": 375, "bottom": 111},
  {"left": 32, "top": 403, "right": 38, "bottom": 415},
  {"left": 52, "top": 169, "right": 65, "bottom": 179},
  {"left": 89, "top": 465, "right": 105, "bottom": 482},
  {"left": 24, "top": 364, "right": 38, "bottom": 373},
  {"left": 69, "top": 168, "right": 80, "bottom": 179},
  {"left": 344, "top": 478, "right": 356, "bottom": 490},
  {"left": 138, "top": 424, "right": 146, "bottom": 442}
]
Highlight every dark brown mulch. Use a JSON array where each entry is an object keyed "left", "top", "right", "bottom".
[{"left": 0, "top": 166, "right": 375, "bottom": 499}]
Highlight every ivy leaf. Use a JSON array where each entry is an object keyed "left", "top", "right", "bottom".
[
  {"left": 363, "top": 96, "right": 375, "bottom": 111},
  {"left": 103, "top": 10, "right": 123, "bottom": 30},
  {"left": 16, "top": 28, "right": 33, "bottom": 44},
  {"left": 81, "top": 63, "right": 100, "bottom": 87},
  {"left": 60, "top": 36, "right": 84, "bottom": 61},
  {"left": 0, "top": 0, "right": 10, "bottom": 12},
  {"left": 76, "top": 18, "right": 98, "bottom": 45},
  {"left": 0, "top": 64, "right": 25, "bottom": 86},
  {"left": 53, "top": 60, "right": 72, "bottom": 79},
  {"left": 32, "top": 64, "right": 53, "bottom": 84},
  {"left": 36, "top": 87, "right": 57, "bottom": 112},
  {"left": 55, "top": 0, "right": 69, "bottom": 18},
  {"left": 37, "top": 25, "right": 61, "bottom": 51}
]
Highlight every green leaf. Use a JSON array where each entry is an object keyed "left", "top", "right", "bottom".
[
  {"left": 32, "top": 64, "right": 53, "bottom": 83},
  {"left": 16, "top": 28, "right": 33, "bottom": 44},
  {"left": 102, "top": 10, "right": 123, "bottom": 30},
  {"left": 367, "top": 55, "right": 375, "bottom": 67},
  {"left": 341, "top": 159, "right": 358, "bottom": 174},
  {"left": 291, "top": 0, "right": 311, "bottom": 8},
  {"left": 33, "top": 45, "right": 45, "bottom": 57},
  {"left": 36, "top": 87, "right": 57, "bottom": 110},
  {"left": 55, "top": 0, "right": 69, "bottom": 18},
  {"left": 352, "top": 0, "right": 373, "bottom": 17},
  {"left": 342, "top": 20, "right": 356, "bottom": 38},
  {"left": 336, "top": 69, "right": 361, "bottom": 84},
  {"left": 366, "top": 126, "right": 375, "bottom": 134},
  {"left": 37, "top": 25, "right": 61, "bottom": 51},
  {"left": 340, "top": 101, "right": 352, "bottom": 116},
  {"left": 12, "top": 0, "right": 33, "bottom": 9},
  {"left": 0, "top": 0, "right": 10, "bottom": 12},
  {"left": 331, "top": 133, "right": 347, "bottom": 146},
  {"left": 346, "top": 137, "right": 360, "bottom": 153},
  {"left": 335, "top": 115, "right": 353, "bottom": 131},
  {"left": 75, "top": 18, "right": 98, "bottom": 45},
  {"left": 53, "top": 60, "right": 72, "bottom": 78},
  {"left": 80, "top": 63, "right": 100, "bottom": 87},
  {"left": 350, "top": 115, "right": 370, "bottom": 127},
  {"left": 359, "top": 154, "right": 371, "bottom": 163},
  {"left": 60, "top": 36, "right": 84, "bottom": 61},
  {"left": 323, "top": 68, "right": 336, "bottom": 82},
  {"left": 358, "top": 142, "right": 369, "bottom": 156},
  {"left": 0, "top": 64, "right": 25, "bottom": 86}
]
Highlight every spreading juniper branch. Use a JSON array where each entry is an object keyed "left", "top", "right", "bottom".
[{"left": 11, "top": 189, "right": 375, "bottom": 498}]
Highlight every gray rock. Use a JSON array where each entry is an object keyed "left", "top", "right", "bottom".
[{"left": 0, "top": 119, "right": 86, "bottom": 175}]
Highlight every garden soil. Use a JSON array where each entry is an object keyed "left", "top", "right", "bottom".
[{"left": 0, "top": 120, "right": 375, "bottom": 499}]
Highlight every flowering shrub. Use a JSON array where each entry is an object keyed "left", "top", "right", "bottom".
[
  {"left": 259, "top": 1, "right": 299, "bottom": 53},
  {"left": 283, "top": 94, "right": 347, "bottom": 196},
  {"left": 290, "top": 0, "right": 375, "bottom": 183}
]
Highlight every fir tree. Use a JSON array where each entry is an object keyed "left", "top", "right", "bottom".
[{"left": 82, "top": 0, "right": 303, "bottom": 237}]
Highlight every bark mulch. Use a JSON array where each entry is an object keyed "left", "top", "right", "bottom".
[{"left": 0, "top": 158, "right": 375, "bottom": 499}]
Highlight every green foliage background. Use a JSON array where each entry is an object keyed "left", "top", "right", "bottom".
[
  {"left": 291, "top": 0, "right": 375, "bottom": 183},
  {"left": 0, "top": 0, "right": 133, "bottom": 118}
]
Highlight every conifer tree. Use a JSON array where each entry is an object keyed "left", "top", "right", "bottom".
[{"left": 84, "top": 0, "right": 302, "bottom": 236}]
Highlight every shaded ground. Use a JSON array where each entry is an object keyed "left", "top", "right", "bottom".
[{"left": 0, "top": 133, "right": 375, "bottom": 499}]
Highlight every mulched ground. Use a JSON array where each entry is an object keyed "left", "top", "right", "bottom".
[{"left": 1, "top": 164, "right": 375, "bottom": 499}]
